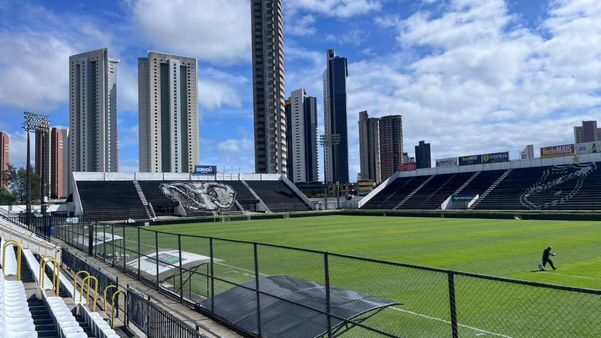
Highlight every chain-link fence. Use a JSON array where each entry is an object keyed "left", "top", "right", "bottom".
[{"left": 52, "top": 221, "right": 601, "bottom": 337}]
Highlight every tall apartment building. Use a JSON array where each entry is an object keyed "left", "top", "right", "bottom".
[
  {"left": 574, "top": 121, "right": 601, "bottom": 143},
  {"left": 69, "top": 48, "right": 119, "bottom": 178},
  {"left": 138, "top": 52, "right": 199, "bottom": 173},
  {"left": 379, "top": 115, "right": 403, "bottom": 180},
  {"left": 521, "top": 144, "right": 535, "bottom": 159},
  {"left": 251, "top": 0, "right": 287, "bottom": 174},
  {"left": 285, "top": 89, "right": 318, "bottom": 183},
  {"left": 35, "top": 128, "right": 69, "bottom": 199},
  {"left": 35, "top": 129, "right": 51, "bottom": 198},
  {"left": 0, "top": 132, "right": 8, "bottom": 189},
  {"left": 51, "top": 128, "right": 69, "bottom": 198},
  {"left": 323, "top": 49, "right": 349, "bottom": 183},
  {"left": 358, "top": 111, "right": 381, "bottom": 183},
  {"left": 415, "top": 140, "right": 431, "bottom": 169}
]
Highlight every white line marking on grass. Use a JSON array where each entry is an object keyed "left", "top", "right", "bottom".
[
  {"left": 216, "top": 263, "right": 512, "bottom": 337},
  {"left": 390, "top": 307, "right": 512, "bottom": 338},
  {"left": 551, "top": 272, "right": 600, "bottom": 280}
]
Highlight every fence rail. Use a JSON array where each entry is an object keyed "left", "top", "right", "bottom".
[{"left": 49, "top": 218, "right": 601, "bottom": 338}]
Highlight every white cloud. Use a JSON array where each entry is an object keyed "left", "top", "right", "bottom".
[
  {"left": 217, "top": 136, "right": 253, "bottom": 153},
  {"left": 199, "top": 68, "right": 248, "bottom": 112},
  {"left": 286, "top": 0, "right": 382, "bottom": 18},
  {"left": 0, "top": 3, "right": 115, "bottom": 114},
  {"left": 287, "top": 15, "right": 317, "bottom": 36},
  {"left": 343, "top": 0, "right": 601, "bottom": 180},
  {"left": 129, "top": 0, "right": 251, "bottom": 65}
]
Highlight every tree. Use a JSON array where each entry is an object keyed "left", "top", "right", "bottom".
[
  {"left": 0, "top": 188, "right": 15, "bottom": 205},
  {"left": 3, "top": 165, "right": 41, "bottom": 203}
]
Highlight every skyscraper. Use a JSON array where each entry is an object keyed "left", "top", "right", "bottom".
[
  {"left": 379, "top": 115, "right": 403, "bottom": 180},
  {"left": 50, "top": 128, "right": 69, "bottom": 198},
  {"left": 415, "top": 140, "right": 431, "bottom": 169},
  {"left": 286, "top": 89, "right": 318, "bottom": 183},
  {"left": 138, "top": 52, "right": 199, "bottom": 173},
  {"left": 0, "top": 132, "right": 8, "bottom": 189},
  {"left": 323, "top": 49, "right": 349, "bottom": 183},
  {"left": 35, "top": 129, "right": 51, "bottom": 198},
  {"left": 574, "top": 121, "right": 601, "bottom": 143},
  {"left": 521, "top": 144, "right": 535, "bottom": 159},
  {"left": 69, "top": 48, "right": 119, "bottom": 177},
  {"left": 358, "top": 111, "right": 381, "bottom": 183},
  {"left": 251, "top": 0, "right": 287, "bottom": 174}
]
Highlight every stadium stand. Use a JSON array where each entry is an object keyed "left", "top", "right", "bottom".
[
  {"left": 246, "top": 180, "right": 312, "bottom": 212},
  {"left": 360, "top": 156, "right": 601, "bottom": 211},
  {"left": 77, "top": 181, "right": 149, "bottom": 221},
  {"left": 72, "top": 172, "right": 312, "bottom": 221},
  {"left": 398, "top": 172, "right": 474, "bottom": 209},
  {"left": 361, "top": 175, "right": 431, "bottom": 209}
]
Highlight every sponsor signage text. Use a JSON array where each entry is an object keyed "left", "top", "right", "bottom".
[
  {"left": 193, "top": 165, "right": 217, "bottom": 175},
  {"left": 482, "top": 151, "right": 509, "bottom": 164},
  {"left": 400, "top": 162, "right": 417, "bottom": 172},
  {"left": 540, "top": 144, "right": 574, "bottom": 158},
  {"left": 436, "top": 157, "right": 458, "bottom": 167},
  {"left": 458, "top": 155, "right": 482, "bottom": 166}
]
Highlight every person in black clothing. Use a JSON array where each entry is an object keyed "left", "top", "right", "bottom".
[{"left": 539, "top": 246, "right": 557, "bottom": 271}]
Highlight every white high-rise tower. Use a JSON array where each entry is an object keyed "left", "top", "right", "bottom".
[
  {"left": 138, "top": 51, "right": 199, "bottom": 173},
  {"left": 69, "top": 48, "right": 119, "bottom": 177}
]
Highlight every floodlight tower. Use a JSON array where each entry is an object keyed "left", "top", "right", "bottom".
[
  {"left": 319, "top": 133, "right": 340, "bottom": 209},
  {"left": 22, "top": 112, "right": 49, "bottom": 224}
]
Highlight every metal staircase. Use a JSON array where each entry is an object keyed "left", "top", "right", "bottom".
[
  {"left": 394, "top": 175, "right": 435, "bottom": 209},
  {"left": 470, "top": 169, "right": 512, "bottom": 209},
  {"left": 133, "top": 180, "right": 155, "bottom": 219},
  {"left": 453, "top": 171, "right": 480, "bottom": 195}
]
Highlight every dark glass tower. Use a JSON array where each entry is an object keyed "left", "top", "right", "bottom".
[
  {"left": 323, "top": 49, "right": 349, "bottom": 183},
  {"left": 415, "top": 140, "right": 431, "bottom": 169}
]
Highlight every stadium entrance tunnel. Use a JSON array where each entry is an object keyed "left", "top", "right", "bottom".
[{"left": 199, "top": 275, "right": 398, "bottom": 337}]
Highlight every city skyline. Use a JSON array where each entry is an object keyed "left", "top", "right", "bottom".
[{"left": 1, "top": 1, "right": 601, "bottom": 183}]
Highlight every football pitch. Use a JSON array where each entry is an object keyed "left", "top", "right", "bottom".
[
  {"left": 154, "top": 215, "right": 601, "bottom": 289},
  {"left": 110, "top": 215, "right": 601, "bottom": 337}
]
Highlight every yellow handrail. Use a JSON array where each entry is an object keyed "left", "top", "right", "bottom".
[
  {"left": 74, "top": 270, "right": 90, "bottom": 301},
  {"left": 111, "top": 290, "right": 123, "bottom": 328},
  {"left": 39, "top": 256, "right": 61, "bottom": 295},
  {"left": 3, "top": 240, "right": 23, "bottom": 280},
  {"left": 80, "top": 275, "right": 99, "bottom": 312},
  {"left": 103, "top": 285, "right": 118, "bottom": 310}
]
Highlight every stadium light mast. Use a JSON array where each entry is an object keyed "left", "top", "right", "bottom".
[
  {"left": 22, "top": 111, "right": 49, "bottom": 224},
  {"left": 320, "top": 134, "right": 340, "bottom": 210}
]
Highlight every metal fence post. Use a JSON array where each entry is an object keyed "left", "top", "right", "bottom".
[
  {"left": 122, "top": 226, "right": 127, "bottom": 271},
  {"left": 155, "top": 231, "right": 160, "bottom": 291},
  {"left": 137, "top": 227, "right": 141, "bottom": 280},
  {"left": 111, "top": 224, "right": 116, "bottom": 267},
  {"left": 209, "top": 237, "right": 215, "bottom": 315},
  {"left": 324, "top": 252, "right": 332, "bottom": 338},
  {"left": 87, "top": 222, "right": 94, "bottom": 256},
  {"left": 178, "top": 234, "right": 183, "bottom": 303},
  {"left": 254, "top": 243, "right": 262, "bottom": 336},
  {"left": 448, "top": 271, "right": 459, "bottom": 338}
]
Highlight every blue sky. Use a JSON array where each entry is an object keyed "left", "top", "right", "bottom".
[{"left": 0, "top": 0, "right": 600, "bottom": 181}]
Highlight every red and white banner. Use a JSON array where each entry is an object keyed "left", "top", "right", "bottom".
[
  {"left": 400, "top": 162, "right": 417, "bottom": 171},
  {"left": 540, "top": 144, "right": 574, "bottom": 158}
]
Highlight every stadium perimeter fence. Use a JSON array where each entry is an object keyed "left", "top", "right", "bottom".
[{"left": 50, "top": 221, "right": 601, "bottom": 338}]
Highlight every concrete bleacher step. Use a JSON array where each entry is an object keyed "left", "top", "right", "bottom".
[
  {"left": 74, "top": 312, "right": 97, "bottom": 337},
  {"left": 27, "top": 298, "right": 61, "bottom": 338}
]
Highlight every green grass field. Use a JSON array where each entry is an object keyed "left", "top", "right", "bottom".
[
  {"left": 154, "top": 215, "right": 601, "bottom": 289},
  {"left": 81, "top": 215, "right": 601, "bottom": 337}
]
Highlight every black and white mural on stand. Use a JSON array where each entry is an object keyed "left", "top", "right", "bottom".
[
  {"left": 160, "top": 182, "right": 237, "bottom": 215},
  {"left": 520, "top": 163, "right": 597, "bottom": 210}
]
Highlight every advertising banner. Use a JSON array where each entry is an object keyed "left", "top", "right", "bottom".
[
  {"left": 193, "top": 165, "right": 217, "bottom": 175},
  {"left": 575, "top": 141, "right": 601, "bottom": 155},
  {"left": 400, "top": 162, "right": 417, "bottom": 172},
  {"left": 452, "top": 194, "right": 478, "bottom": 201},
  {"left": 482, "top": 151, "right": 509, "bottom": 164},
  {"left": 540, "top": 144, "right": 574, "bottom": 158},
  {"left": 458, "top": 155, "right": 482, "bottom": 166},
  {"left": 436, "top": 157, "right": 458, "bottom": 167}
]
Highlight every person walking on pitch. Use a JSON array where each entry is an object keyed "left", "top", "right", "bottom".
[{"left": 539, "top": 246, "right": 557, "bottom": 271}]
